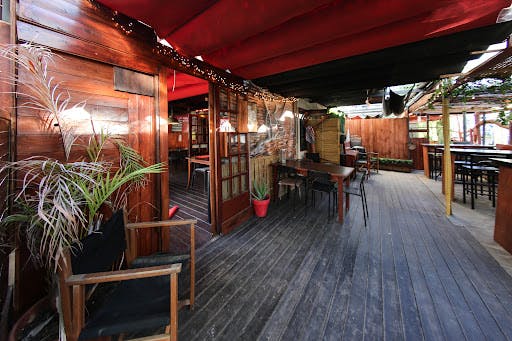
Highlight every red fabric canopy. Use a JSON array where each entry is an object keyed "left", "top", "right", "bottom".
[
  {"left": 98, "top": 0, "right": 510, "bottom": 103},
  {"left": 167, "top": 71, "right": 208, "bottom": 101},
  {"left": 98, "top": 0, "right": 509, "bottom": 80}
]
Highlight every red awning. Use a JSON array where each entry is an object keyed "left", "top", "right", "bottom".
[
  {"left": 167, "top": 71, "right": 208, "bottom": 101},
  {"left": 98, "top": 0, "right": 509, "bottom": 80}
]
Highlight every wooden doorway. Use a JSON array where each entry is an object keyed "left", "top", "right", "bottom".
[{"left": 211, "top": 85, "right": 252, "bottom": 235}]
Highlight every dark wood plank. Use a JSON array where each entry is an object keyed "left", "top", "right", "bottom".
[
  {"left": 214, "top": 211, "right": 332, "bottom": 340},
  {"left": 179, "top": 203, "right": 321, "bottom": 339},
  {"left": 167, "top": 170, "right": 512, "bottom": 341},
  {"left": 319, "top": 206, "right": 366, "bottom": 340},
  {"left": 376, "top": 186, "right": 405, "bottom": 341}
]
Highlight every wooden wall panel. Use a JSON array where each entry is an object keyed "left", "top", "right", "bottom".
[
  {"left": 0, "top": 22, "right": 13, "bottom": 122},
  {"left": 17, "top": 0, "right": 158, "bottom": 73},
  {"left": 250, "top": 154, "right": 278, "bottom": 195},
  {"left": 127, "top": 94, "right": 160, "bottom": 256},
  {"left": 346, "top": 118, "right": 409, "bottom": 159},
  {"left": 158, "top": 69, "right": 169, "bottom": 222},
  {"left": 311, "top": 118, "right": 340, "bottom": 163},
  {"left": 8, "top": 0, "right": 171, "bottom": 315},
  {"left": 18, "top": 0, "right": 154, "bottom": 45},
  {"left": 15, "top": 0, "right": 167, "bottom": 245},
  {"left": 16, "top": 53, "right": 130, "bottom": 160}
]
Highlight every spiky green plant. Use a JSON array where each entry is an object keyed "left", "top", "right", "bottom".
[
  {"left": 251, "top": 180, "right": 269, "bottom": 201},
  {"left": 0, "top": 135, "right": 165, "bottom": 272},
  {"left": 0, "top": 43, "right": 166, "bottom": 271}
]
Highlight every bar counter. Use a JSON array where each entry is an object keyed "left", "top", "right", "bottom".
[
  {"left": 421, "top": 143, "right": 494, "bottom": 178},
  {"left": 491, "top": 158, "right": 512, "bottom": 254}
]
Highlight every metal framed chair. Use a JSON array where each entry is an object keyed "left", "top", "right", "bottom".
[
  {"left": 277, "top": 164, "right": 305, "bottom": 210},
  {"left": 462, "top": 154, "right": 499, "bottom": 209},
  {"left": 306, "top": 169, "right": 337, "bottom": 217},
  {"left": 343, "top": 171, "right": 368, "bottom": 226},
  {"left": 191, "top": 166, "right": 210, "bottom": 191}
]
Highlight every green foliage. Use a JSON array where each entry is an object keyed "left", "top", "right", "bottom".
[
  {"left": 427, "top": 77, "right": 512, "bottom": 121},
  {"left": 378, "top": 158, "right": 413, "bottom": 166},
  {"left": 0, "top": 44, "right": 166, "bottom": 272},
  {"left": 450, "top": 77, "right": 512, "bottom": 100},
  {"left": 0, "top": 43, "right": 88, "bottom": 160},
  {"left": 0, "top": 135, "right": 165, "bottom": 272},
  {"left": 328, "top": 108, "right": 346, "bottom": 118},
  {"left": 497, "top": 110, "right": 511, "bottom": 126},
  {"left": 252, "top": 180, "right": 269, "bottom": 201}
]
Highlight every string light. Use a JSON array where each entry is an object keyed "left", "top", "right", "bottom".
[
  {"left": 154, "top": 43, "right": 247, "bottom": 94},
  {"left": 247, "top": 80, "right": 297, "bottom": 102},
  {"left": 90, "top": 0, "right": 298, "bottom": 102}
]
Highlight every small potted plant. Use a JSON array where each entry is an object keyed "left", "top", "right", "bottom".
[{"left": 251, "top": 180, "right": 270, "bottom": 217}]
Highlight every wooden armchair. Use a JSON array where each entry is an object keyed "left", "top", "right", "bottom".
[
  {"left": 57, "top": 210, "right": 195, "bottom": 341},
  {"left": 124, "top": 216, "right": 196, "bottom": 309},
  {"left": 355, "top": 149, "right": 379, "bottom": 177}
]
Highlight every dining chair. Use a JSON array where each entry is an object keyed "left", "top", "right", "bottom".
[
  {"left": 343, "top": 171, "right": 368, "bottom": 226},
  {"left": 306, "top": 169, "right": 337, "bottom": 217},
  {"left": 355, "top": 147, "right": 378, "bottom": 178},
  {"left": 277, "top": 164, "right": 305, "bottom": 210}
]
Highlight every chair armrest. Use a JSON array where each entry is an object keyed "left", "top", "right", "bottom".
[
  {"left": 126, "top": 219, "right": 197, "bottom": 230},
  {"left": 66, "top": 263, "right": 182, "bottom": 286}
]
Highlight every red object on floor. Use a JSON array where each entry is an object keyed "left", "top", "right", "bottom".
[
  {"left": 253, "top": 198, "right": 270, "bottom": 218},
  {"left": 168, "top": 206, "right": 179, "bottom": 219}
]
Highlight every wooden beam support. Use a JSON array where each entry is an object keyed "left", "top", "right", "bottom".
[{"left": 442, "top": 95, "right": 452, "bottom": 216}]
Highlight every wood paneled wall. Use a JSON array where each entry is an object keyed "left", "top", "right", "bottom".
[
  {"left": 310, "top": 117, "right": 340, "bottom": 163},
  {"left": 346, "top": 118, "right": 409, "bottom": 159},
  {"left": 168, "top": 115, "right": 189, "bottom": 150},
  {"left": 16, "top": 0, "right": 169, "bottom": 250},
  {"left": 250, "top": 154, "right": 278, "bottom": 195}
]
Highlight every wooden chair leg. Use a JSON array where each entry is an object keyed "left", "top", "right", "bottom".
[
  {"left": 170, "top": 273, "right": 178, "bottom": 341},
  {"left": 190, "top": 224, "right": 195, "bottom": 310}
]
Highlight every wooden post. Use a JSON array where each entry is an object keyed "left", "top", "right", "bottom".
[{"left": 442, "top": 96, "right": 452, "bottom": 216}]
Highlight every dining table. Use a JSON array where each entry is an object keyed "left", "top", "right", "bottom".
[
  {"left": 186, "top": 155, "right": 210, "bottom": 189},
  {"left": 271, "top": 160, "right": 355, "bottom": 223},
  {"left": 440, "top": 148, "right": 512, "bottom": 200}
]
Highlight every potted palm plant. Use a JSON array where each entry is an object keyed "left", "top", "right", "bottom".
[
  {"left": 252, "top": 180, "right": 270, "bottom": 217},
  {"left": 0, "top": 42, "right": 165, "bottom": 340}
]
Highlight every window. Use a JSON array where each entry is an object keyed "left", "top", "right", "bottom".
[{"left": 0, "top": 0, "right": 9, "bottom": 23}]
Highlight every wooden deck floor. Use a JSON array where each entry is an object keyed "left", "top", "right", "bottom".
[
  {"left": 177, "top": 170, "right": 512, "bottom": 340},
  {"left": 169, "top": 167, "right": 212, "bottom": 252}
]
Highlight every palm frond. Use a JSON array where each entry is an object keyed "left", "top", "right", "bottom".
[{"left": 0, "top": 43, "right": 81, "bottom": 160}]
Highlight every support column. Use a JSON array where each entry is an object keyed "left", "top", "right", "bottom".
[{"left": 442, "top": 96, "right": 452, "bottom": 216}]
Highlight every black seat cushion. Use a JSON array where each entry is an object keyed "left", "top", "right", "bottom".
[
  {"left": 131, "top": 253, "right": 190, "bottom": 268},
  {"left": 71, "top": 210, "right": 126, "bottom": 275},
  {"left": 79, "top": 275, "right": 171, "bottom": 340},
  {"left": 311, "top": 181, "right": 336, "bottom": 193}
]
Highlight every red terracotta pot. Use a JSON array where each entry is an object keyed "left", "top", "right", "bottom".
[{"left": 253, "top": 197, "right": 270, "bottom": 217}]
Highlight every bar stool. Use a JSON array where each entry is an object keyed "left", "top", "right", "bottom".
[
  {"left": 461, "top": 155, "right": 499, "bottom": 209},
  {"left": 427, "top": 152, "right": 435, "bottom": 179},
  {"left": 432, "top": 148, "right": 443, "bottom": 181},
  {"left": 191, "top": 166, "right": 209, "bottom": 191}
]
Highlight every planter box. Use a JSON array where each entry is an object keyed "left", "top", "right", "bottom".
[{"left": 379, "top": 164, "right": 412, "bottom": 173}]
